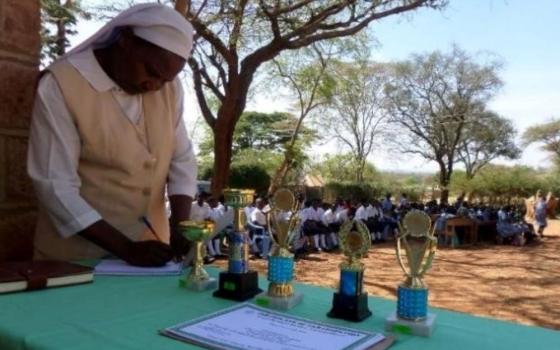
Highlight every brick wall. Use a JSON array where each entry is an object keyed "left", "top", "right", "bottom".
[{"left": 0, "top": 0, "right": 41, "bottom": 260}]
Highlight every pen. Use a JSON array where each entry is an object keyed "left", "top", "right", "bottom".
[{"left": 140, "top": 216, "right": 163, "bottom": 242}]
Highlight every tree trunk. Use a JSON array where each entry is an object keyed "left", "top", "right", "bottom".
[
  {"left": 174, "top": 0, "right": 189, "bottom": 15},
  {"left": 211, "top": 117, "right": 235, "bottom": 197},
  {"left": 268, "top": 158, "right": 290, "bottom": 195},
  {"left": 438, "top": 163, "right": 450, "bottom": 204},
  {"left": 355, "top": 157, "right": 365, "bottom": 183},
  {"left": 55, "top": 0, "right": 68, "bottom": 56}
]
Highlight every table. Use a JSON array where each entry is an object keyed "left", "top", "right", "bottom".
[
  {"left": 444, "top": 217, "right": 477, "bottom": 247},
  {"left": 0, "top": 267, "right": 558, "bottom": 350}
]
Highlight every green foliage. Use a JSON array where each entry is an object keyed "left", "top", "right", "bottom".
[
  {"left": 324, "top": 182, "right": 383, "bottom": 203},
  {"left": 450, "top": 165, "right": 548, "bottom": 202},
  {"left": 311, "top": 154, "right": 380, "bottom": 183},
  {"left": 311, "top": 154, "right": 431, "bottom": 202},
  {"left": 199, "top": 111, "right": 317, "bottom": 159},
  {"left": 522, "top": 118, "right": 560, "bottom": 163},
  {"left": 229, "top": 164, "right": 271, "bottom": 195},
  {"left": 200, "top": 163, "right": 271, "bottom": 195},
  {"left": 458, "top": 111, "right": 521, "bottom": 178},
  {"left": 324, "top": 180, "right": 424, "bottom": 203},
  {"left": 40, "top": 0, "right": 90, "bottom": 66}
]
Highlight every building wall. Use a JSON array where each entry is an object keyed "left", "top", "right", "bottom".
[{"left": 0, "top": 0, "right": 41, "bottom": 260}]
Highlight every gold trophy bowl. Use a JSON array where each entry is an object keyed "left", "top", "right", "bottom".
[{"left": 178, "top": 220, "right": 218, "bottom": 291}]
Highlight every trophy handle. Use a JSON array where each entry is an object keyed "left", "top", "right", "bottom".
[
  {"left": 396, "top": 233, "right": 413, "bottom": 279},
  {"left": 267, "top": 213, "right": 281, "bottom": 247},
  {"left": 418, "top": 228, "right": 438, "bottom": 278}
]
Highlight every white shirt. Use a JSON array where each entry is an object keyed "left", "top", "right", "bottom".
[
  {"left": 366, "top": 205, "right": 381, "bottom": 220},
  {"left": 190, "top": 202, "right": 211, "bottom": 221},
  {"left": 355, "top": 205, "right": 368, "bottom": 221},
  {"left": 322, "top": 209, "right": 336, "bottom": 226},
  {"left": 244, "top": 206, "right": 255, "bottom": 223},
  {"left": 208, "top": 207, "right": 223, "bottom": 222},
  {"left": 299, "top": 208, "right": 310, "bottom": 222},
  {"left": 335, "top": 207, "right": 348, "bottom": 222},
  {"left": 250, "top": 208, "right": 267, "bottom": 226},
  {"left": 27, "top": 49, "right": 198, "bottom": 237},
  {"left": 305, "top": 207, "right": 323, "bottom": 222}
]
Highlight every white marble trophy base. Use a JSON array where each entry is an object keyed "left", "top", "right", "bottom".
[
  {"left": 385, "top": 311, "right": 436, "bottom": 337},
  {"left": 254, "top": 291, "right": 303, "bottom": 310},
  {"left": 182, "top": 277, "right": 218, "bottom": 292}
]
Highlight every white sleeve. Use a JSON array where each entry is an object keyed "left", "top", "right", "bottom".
[
  {"left": 167, "top": 79, "right": 198, "bottom": 198},
  {"left": 27, "top": 73, "right": 102, "bottom": 237},
  {"left": 250, "top": 210, "right": 257, "bottom": 224}
]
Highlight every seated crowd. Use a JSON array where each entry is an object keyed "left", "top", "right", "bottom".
[{"left": 186, "top": 191, "right": 549, "bottom": 262}]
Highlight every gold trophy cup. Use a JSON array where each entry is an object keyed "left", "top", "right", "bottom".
[
  {"left": 178, "top": 220, "right": 218, "bottom": 291},
  {"left": 255, "top": 188, "right": 303, "bottom": 310},
  {"left": 385, "top": 210, "right": 437, "bottom": 337}
]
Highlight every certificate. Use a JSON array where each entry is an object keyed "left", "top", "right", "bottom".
[{"left": 161, "top": 303, "right": 387, "bottom": 350}]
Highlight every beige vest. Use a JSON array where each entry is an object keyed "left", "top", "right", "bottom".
[{"left": 34, "top": 60, "right": 177, "bottom": 261}]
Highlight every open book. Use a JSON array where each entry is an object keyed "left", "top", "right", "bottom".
[{"left": 0, "top": 261, "right": 93, "bottom": 294}]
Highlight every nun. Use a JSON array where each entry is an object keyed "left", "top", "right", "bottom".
[{"left": 28, "top": 4, "right": 197, "bottom": 266}]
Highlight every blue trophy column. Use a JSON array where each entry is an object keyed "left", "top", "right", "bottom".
[
  {"left": 268, "top": 256, "right": 294, "bottom": 283},
  {"left": 397, "top": 286, "right": 428, "bottom": 320}
]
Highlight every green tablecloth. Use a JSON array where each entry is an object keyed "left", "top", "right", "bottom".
[{"left": 0, "top": 267, "right": 558, "bottom": 350}]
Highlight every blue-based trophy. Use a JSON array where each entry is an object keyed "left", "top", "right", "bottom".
[
  {"left": 328, "top": 219, "right": 372, "bottom": 322},
  {"left": 385, "top": 210, "right": 437, "bottom": 337},
  {"left": 213, "top": 189, "right": 262, "bottom": 301},
  {"left": 255, "top": 188, "right": 303, "bottom": 310}
]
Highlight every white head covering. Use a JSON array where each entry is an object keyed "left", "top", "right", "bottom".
[{"left": 65, "top": 3, "right": 193, "bottom": 59}]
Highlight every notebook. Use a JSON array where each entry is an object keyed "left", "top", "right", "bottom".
[
  {"left": 94, "top": 259, "right": 184, "bottom": 276},
  {"left": 0, "top": 261, "right": 93, "bottom": 294}
]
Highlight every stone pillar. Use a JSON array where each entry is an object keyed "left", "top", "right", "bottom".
[{"left": 0, "top": 0, "right": 41, "bottom": 260}]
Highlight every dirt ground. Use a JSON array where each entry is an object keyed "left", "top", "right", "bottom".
[{"left": 213, "top": 220, "right": 560, "bottom": 330}]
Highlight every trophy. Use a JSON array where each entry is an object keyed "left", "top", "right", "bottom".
[
  {"left": 328, "top": 219, "right": 372, "bottom": 322},
  {"left": 178, "top": 220, "right": 218, "bottom": 291},
  {"left": 385, "top": 210, "right": 437, "bottom": 337},
  {"left": 213, "top": 188, "right": 262, "bottom": 301},
  {"left": 255, "top": 188, "right": 303, "bottom": 310}
]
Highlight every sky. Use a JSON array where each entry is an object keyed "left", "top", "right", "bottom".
[{"left": 71, "top": 0, "right": 560, "bottom": 173}]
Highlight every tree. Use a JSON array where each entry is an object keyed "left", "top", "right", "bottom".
[
  {"left": 317, "top": 60, "right": 389, "bottom": 182},
  {"left": 40, "top": 0, "right": 90, "bottom": 65},
  {"left": 176, "top": 0, "right": 447, "bottom": 195},
  {"left": 385, "top": 46, "right": 503, "bottom": 203},
  {"left": 522, "top": 118, "right": 560, "bottom": 165},
  {"left": 267, "top": 42, "right": 337, "bottom": 194},
  {"left": 457, "top": 111, "right": 521, "bottom": 179}
]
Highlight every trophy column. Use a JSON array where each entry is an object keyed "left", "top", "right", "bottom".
[
  {"left": 213, "top": 189, "right": 262, "bottom": 301},
  {"left": 385, "top": 210, "right": 437, "bottom": 337},
  {"left": 328, "top": 220, "right": 372, "bottom": 322}
]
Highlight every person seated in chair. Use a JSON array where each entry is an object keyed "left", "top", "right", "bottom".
[
  {"left": 496, "top": 206, "right": 526, "bottom": 245},
  {"left": 249, "top": 198, "right": 270, "bottom": 257},
  {"left": 190, "top": 192, "right": 215, "bottom": 263}
]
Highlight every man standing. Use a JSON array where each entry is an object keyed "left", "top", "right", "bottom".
[{"left": 28, "top": 4, "right": 197, "bottom": 266}]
